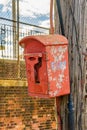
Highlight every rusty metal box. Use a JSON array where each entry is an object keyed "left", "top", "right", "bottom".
[{"left": 19, "top": 34, "right": 70, "bottom": 98}]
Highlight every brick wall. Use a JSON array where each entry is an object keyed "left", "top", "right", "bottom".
[
  {"left": 0, "top": 59, "right": 26, "bottom": 79},
  {"left": 0, "top": 86, "right": 57, "bottom": 130},
  {"left": 0, "top": 59, "right": 58, "bottom": 130}
]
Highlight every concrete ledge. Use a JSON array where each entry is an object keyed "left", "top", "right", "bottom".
[{"left": 0, "top": 79, "right": 28, "bottom": 87}]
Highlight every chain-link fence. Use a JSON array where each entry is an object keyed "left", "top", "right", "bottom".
[
  {"left": 0, "top": 0, "right": 50, "bottom": 79},
  {"left": 0, "top": 22, "right": 49, "bottom": 59},
  {"left": 0, "top": 0, "right": 50, "bottom": 59},
  {"left": 0, "top": 0, "right": 50, "bottom": 28}
]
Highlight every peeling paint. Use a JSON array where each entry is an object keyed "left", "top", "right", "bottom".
[
  {"left": 51, "top": 61, "right": 66, "bottom": 71},
  {"left": 46, "top": 45, "right": 69, "bottom": 97}
]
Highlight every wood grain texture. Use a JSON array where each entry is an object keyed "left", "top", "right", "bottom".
[{"left": 55, "top": 0, "right": 87, "bottom": 130}]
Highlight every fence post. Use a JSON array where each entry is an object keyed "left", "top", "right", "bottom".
[{"left": 17, "top": 0, "right": 20, "bottom": 79}]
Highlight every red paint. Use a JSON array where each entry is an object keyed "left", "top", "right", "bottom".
[
  {"left": 19, "top": 34, "right": 70, "bottom": 98},
  {"left": 56, "top": 97, "right": 62, "bottom": 130}
]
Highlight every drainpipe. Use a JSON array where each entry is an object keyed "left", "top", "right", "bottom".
[
  {"left": 56, "top": 0, "right": 75, "bottom": 130},
  {"left": 56, "top": 0, "right": 65, "bottom": 36},
  {"left": 68, "top": 94, "right": 75, "bottom": 130}
]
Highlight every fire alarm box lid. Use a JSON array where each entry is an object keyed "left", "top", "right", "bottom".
[{"left": 19, "top": 34, "right": 68, "bottom": 48}]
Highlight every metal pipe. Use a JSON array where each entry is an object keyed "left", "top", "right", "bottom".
[
  {"left": 68, "top": 94, "right": 75, "bottom": 130},
  {"left": 56, "top": 0, "right": 65, "bottom": 36},
  {"left": 56, "top": 97, "right": 62, "bottom": 130},
  {"left": 50, "top": 0, "right": 54, "bottom": 34}
]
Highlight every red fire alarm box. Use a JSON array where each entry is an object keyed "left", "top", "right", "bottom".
[{"left": 19, "top": 34, "right": 70, "bottom": 98}]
